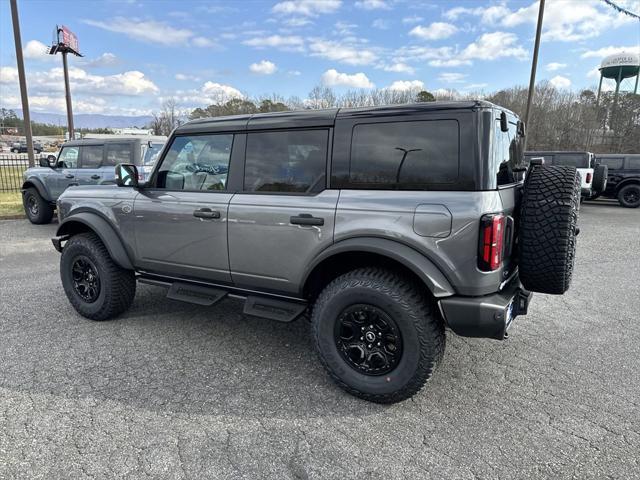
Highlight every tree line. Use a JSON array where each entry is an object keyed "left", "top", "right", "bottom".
[
  {"left": 0, "top": 108, "right": 114, "bottom": 136},
  {"left": 150, "top": 83, "right": 638, "bottom": 153}
]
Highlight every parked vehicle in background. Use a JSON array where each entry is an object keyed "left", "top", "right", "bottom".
[
  {"left": 11, "top": 141, "right": 43, "bottom": 154},
  {"left": 524, "top": 151, "right": 607, "bottom": 201},
  {"left": 21, "top": 136, "right": 166, "bottom": 224},
  {"left": 592, "top": 154, "right": 640, "bottom": 208},
  {"left": 52, "top": 101, "right": 581, "bottom": 403}
]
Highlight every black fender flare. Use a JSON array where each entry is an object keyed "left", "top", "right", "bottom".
[
  {"left": 56, "top": 212, "right": 134, "bottom": 270},
  {"left": 615, "top": 178, "right": 640, "bottom": 195},
  {"left": 302, "top": 237, "right": 456, "bottom": 298},
  {"left": 22, "top": 178, "right": 51, "bottom": 202}
]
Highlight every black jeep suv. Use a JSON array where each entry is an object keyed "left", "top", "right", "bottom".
[{"left": 594, "top": 154, "right": 640, "bottom": 208}]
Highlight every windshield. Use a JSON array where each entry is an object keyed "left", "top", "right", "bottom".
[{"left": 142, "top": 143, "right": 165, "bottom": 166}]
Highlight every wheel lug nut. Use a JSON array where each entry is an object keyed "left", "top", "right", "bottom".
[
  {"left": 360, "top": 337, "right": 364, "bottom": 340},
  {"left": 369, "top": 325, "right": 373, "bottom": 328},
  {"left": 377, "top": 342, "right": 381, "bottom": 346},
  {"left": 368, "top": 344, "right": 372, "bottom": 348}
]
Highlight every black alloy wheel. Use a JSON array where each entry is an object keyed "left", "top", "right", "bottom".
[
  {"left": 334, "top": 304, "right": 403, "bottom": 376},
  {"left": 26, "top": 195, "right": 38, "bottom": 217},
  {"left": 71, "top": 256, "right": 101, "bottom": 303}
]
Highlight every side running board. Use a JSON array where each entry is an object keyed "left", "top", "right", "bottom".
[
  {"left": 243, "top": 296, "right": 307, "bottom": 323},
  {"left": 166, "top": 282, "right": 227, "bottom": 306}
]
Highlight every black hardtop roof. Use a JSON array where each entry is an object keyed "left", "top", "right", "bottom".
[
  {"left": 594, "top": 153, "right": 639, "bottom": 157},
  {"left": 176, "top": 100, "right": 502, "bottom": 134}
]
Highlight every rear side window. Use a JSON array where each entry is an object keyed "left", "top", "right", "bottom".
[
  {"left": 494, "top": 118, "right": 524, "bottom": 186},
  {"left": 244, "top": 129, "right": 328, "bottom": 193},
  {"left": 80, "top": 145, "right": 103, "bottom": 168},
  {"left": 551, "top": 154, "right": 589, "bottom": 168},
  {"left": 347, "top": 120, "right": 459, "bottom": 189},
  {"left": 104, "top": 144, "right": 133, "bottom": 167},
  {"left": 598, "top": 157, "right": 624, "bottom": 170},
  {"left": 628, "top": 157, "right": 640, "bottom": 169}
]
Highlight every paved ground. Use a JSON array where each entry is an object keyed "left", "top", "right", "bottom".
[{"left": 1, "top": 200, "right": 639, "bottom": 479}]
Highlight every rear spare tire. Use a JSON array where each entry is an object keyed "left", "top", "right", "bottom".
[
  {"left": 592, "top": 164, "right": 608, "bottom": 193},
  {"left": 519, "top": 165, "right": 581, "bottom": 295}
]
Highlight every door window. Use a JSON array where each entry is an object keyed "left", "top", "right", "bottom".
[
  {"left": 244, "top": 129, "right": 328, "bottom": 193},
  {"left": 155, "top": 134, "right": 233, "bottom": 191},
  {"left": 80, "top": 145, "right": 103, "bottom": 168},
  {"left": 598, "top": 157, "right": 624, "bottom": 170},
  {"left": 57, "top": 146, "right": 79, "bottom": 168},
  {"left": 104, "top": 144, "right": 133, "bottom": 167},
  {"left": 628, "top": 157, "right": 640, "bottom": 169}
]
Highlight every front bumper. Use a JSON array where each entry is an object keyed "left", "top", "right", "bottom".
[{"left": 438, "top": 278, "right": 532, "bottom": 340}]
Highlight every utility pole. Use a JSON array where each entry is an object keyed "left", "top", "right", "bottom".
[
  {"left": 523, "top": 0, "right": 545, "bottom": 150},
  {"left": 10, "top": 0, "right": 35, "bottom": 167}
]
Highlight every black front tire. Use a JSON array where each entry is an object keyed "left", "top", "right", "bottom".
[
  {"left": 312, "top": 268, "right": 445, "bottom": 404},
  {"left": 23, "top": 187, "right": 54, "bottom": 224},
  {"left": 618, "top": 184, "right": 640, "bottom": 208},
  {"left": 61, "top": 233, "right": 136, "bottom": 321}
]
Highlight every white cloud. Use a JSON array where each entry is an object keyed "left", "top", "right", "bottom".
[
  {"left": 447, "top": 1, "right": 635, "bottom": 42},
  {"left": 460, "top": 32, "right": 527, "bottom": 61},
  {"left": 382, "top": 62, "right": 415, "bottom": 74},
  {"left": 355, "top": 0, "right": 390, "bottom": 10},
  {"left": 243, "top": 35, "right": 304, "bottom": 51},
  {"left": 386, "top": 80, "right": 425, "bottom": 91},
  {"left": 410, "top": 22, "right": 458, "bottom": 41},
  {"left": 250, "top": 60, "right": 277, "bottom": 75},
  {"left": 428, "top": 59, "right": 471, "bottom": 67},
  {"left": 321, "top": 69, "right": 374, "bottom": 88},
  {"left": 546, "top": 62, "right": 567, "bottom": 72},
  {"left": 549, "top": 75, "right": 571, "bottom": 89},
  {"left": 587, "top": 67, "right": 601, "bottom": 79},
  {"left": 83, "top": 17, "right": 194, "bottom": 46},
  {"left": 192, "top": 37, "right": 215, "bottom": 48},
  {"left": 372, "top": 19, "right": 389, "bottom": 29},
  {"left": 402, "top": 15, "right": 424, "bottom": 24},
  {"left": 283, "top": 17, "right": 313, "bottom": 27},
  {"left": 23, "top": 40, "right": 52, "bottom": 61},
  {"left": 82, "top": 52, "right": 119, "bottom": 69},
  {"left": 0, "top": 66, "right": 19, "bottom": 84},
  {"left": 309, "top": 39, "right": 377, "bottom": 65},
  {"left": 201, "top": 81, "right": 243, "bottom": 100},
  {"left": 581, "top": 45, "right": 640, "bottom": 59},
  {"left": 175, "top": 73, "right": 201, "bottom": 81},
  {"left": 272, "top": 0, "right": 341, "bottom": 16},
  {"left": 438, "top": 72, "right": 467, "bottom": 83}
]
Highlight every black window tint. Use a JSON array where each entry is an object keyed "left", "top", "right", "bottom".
[
  {"left": 244, "top": 130, "right": 327, "bottom": 193},
  {"left": 494, "top": 119, "right": 525, "bottom": 186},
  {"left": 156, "top": 134, "right": 233, "bottom": 191},
  {"left": 628, "top": 157, "right": 640, "bottom": 169},
  {"left": 598, "top": 157, "right": 624, "bottom": 170},
  {"left": 104, "top": 144, "right": 133, "bottom": 167},
  {"left": 551, "top": 154, "right": 589, "bottom": 168},
  {"left": 81, "top": 145, "right": 103, "bottom": 168},
  {"left": 349, "top": 120, "right": 458, "bottom": 188}
]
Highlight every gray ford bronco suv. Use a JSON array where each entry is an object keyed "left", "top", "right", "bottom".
[
  {"left": 52, "top": 101, "right": 581, "bottom": 403},
  {"left": 21, "top": 137, "right": 165, "bottom": 224}
]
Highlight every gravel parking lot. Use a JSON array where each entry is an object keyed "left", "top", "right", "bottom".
[{"left": 1, "top": 200, "right": 639, "bottom": 479}]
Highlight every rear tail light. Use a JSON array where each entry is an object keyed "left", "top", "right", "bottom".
[
  {"left": 478, "top": 214, "right": 506, "bottom": 271},
  {"left": 586, "top": 172, "right": 592, "bottom": 183}
]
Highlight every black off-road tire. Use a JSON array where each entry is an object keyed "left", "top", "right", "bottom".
[
  {"left": 312, "top": 268, "right": 445, "bottom": 404},
  {"left": 61, "top": 233, "right": 136, "bottom": 321},
  {"left": 519, "top": 165, "right": 581, "bottom": 295},
  {"left": 22, "top": 187, "right": 54, "bottom": 224},
  {"left": 592, "top": 164, "right": 608, "bottom": 193},
  {"left": 618, "top": 184, "right": 640, "bottom": 208}
]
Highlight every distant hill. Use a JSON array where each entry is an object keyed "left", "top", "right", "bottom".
[{"left": 16, "top": 110, "right": 154, "bottom": 129}]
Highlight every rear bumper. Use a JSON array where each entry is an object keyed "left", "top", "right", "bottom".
[{"left": 438, "top": 278, "right": 532, "bottom": 340}]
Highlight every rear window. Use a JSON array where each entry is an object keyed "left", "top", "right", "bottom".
[
  {"left": 598, "top": 157, "right": 624, "bottom": 170},
  {"left": 142, "top": 142, "right": 165, "bottom": 166},
  {"left": 347, "top": 120, "right": 459, "bottom": 189}
]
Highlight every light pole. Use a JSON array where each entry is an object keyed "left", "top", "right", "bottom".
[{"left": 9, "top": 0, "right": 35, "bottom": 167}]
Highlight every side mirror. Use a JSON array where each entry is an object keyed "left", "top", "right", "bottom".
[
  {"left": 47, "top": 155, "right": 57, "bottom": 167},
  {"left": 500, "top": 111, "right": 509, "bottom": 132},
  {"left": 39, "top": 157, "right": 49, "bottom": 167},
  {"left": 115, "top": 163, "right": 139, "bottom": 187}
]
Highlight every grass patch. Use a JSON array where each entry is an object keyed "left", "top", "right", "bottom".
[{"left": 0, "top": 191, "right": 24, "bottom": 217}]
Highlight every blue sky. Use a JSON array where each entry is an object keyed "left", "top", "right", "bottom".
[{"left": 1, "top": 0, "right": 639, "bottom": 116}]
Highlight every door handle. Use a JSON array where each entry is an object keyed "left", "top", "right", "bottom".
[
  {"left": 65, "top": 174, "right": 74, "bottom": 178},
  {"left": 91, "top": 175, "right": 101, "bottom": 180},
  {"left": 193, "top": 208, "right": 221, "bottom": 219},
  {"left": 290, "top": 213, "right": 324, "bottom": 226}
]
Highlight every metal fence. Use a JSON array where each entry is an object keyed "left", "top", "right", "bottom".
[{"left": 0, "top": 155, "right": 44, "bottom": 193}]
